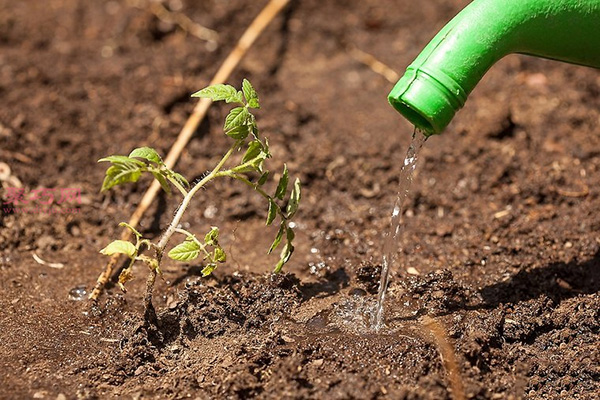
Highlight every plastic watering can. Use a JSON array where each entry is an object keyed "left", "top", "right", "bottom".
[{"left": 388, "top": 0, "right": 600, "bottom": 135}]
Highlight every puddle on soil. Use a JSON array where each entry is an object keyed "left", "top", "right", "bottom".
[
  {"left": 304, "top": 288, "right": 420, "bottom": 336},
  {"left": 301, "top": 301, "right": 465, "bottom": 400},
  {"left": 372, "top": 128, "right": 427, "bottom": 330}
]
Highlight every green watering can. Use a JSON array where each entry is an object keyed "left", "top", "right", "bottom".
[{"left": 388, "top": 0, "right": 600, "bottom": 135}]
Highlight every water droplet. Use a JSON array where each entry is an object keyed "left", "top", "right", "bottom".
[
  {"left": 68, "top": 285, "right": 87, "bottom": 301},
  {"left": 309, "top": 261, "right": 327, "bottom": 275}
]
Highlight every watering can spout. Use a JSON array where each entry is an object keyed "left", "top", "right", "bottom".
[{"left": 389, "top": 0, "right": 600, "bottom": 136}]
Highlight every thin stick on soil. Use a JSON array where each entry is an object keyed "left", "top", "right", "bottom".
[
  {"left": 148, "top": 1, "right": 219, "bottom": 44},
  {"left": 89, "top": 0, "right": 290, "bottom": 302},
  {"left": 348, "top": 45, "right": 399, "bottom": 83},
  {"left": 420, "top": 315, "right": 466, "bottom": 400}
]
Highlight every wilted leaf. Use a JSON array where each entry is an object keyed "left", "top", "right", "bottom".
[
  {"left": 118, "top": 267, "right": 134, "bottom": 291},
  {"left": 100, "top": 240, "right": 136, "bottom": 257},
  {"left": 137, "top": 255, "right": 160, "bottom": 273},
  {"left": 119, "top": 222, "right": 142, "bottom": 238}
]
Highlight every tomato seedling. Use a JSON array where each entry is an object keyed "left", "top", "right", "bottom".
[{"left": 99, "top": 80, "right": 301, "bottom": 317}]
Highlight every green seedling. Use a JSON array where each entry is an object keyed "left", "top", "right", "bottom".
[{"left": 99, "top": 80, "right": 301, "bottom": 317}]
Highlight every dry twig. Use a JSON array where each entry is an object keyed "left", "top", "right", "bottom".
[
  {"left": 348, "top": 45, "right": 399, "bottom": 83},
  {"left": 148, "top": 1, "right": 219, "bottom": 44}
]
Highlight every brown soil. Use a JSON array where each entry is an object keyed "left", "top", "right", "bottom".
[{"left": 1, "top": 0, "right": 599, "bottom": 399}]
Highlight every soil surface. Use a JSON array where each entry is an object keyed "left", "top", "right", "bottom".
[{"left": 1, "top": 0, "right": 599, "bottom": 399}]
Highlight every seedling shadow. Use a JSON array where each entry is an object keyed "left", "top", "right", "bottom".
[
  {"left": 388, "top": 252, "right": 600, "bottom": 325},
  {"left": 480, "top": 250, "right": 600, "bottom": 307},
  {"left": 299, "top": 268, "right": 350, "bottom": 301}
]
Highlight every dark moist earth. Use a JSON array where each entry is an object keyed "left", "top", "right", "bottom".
[{"left": 1, "top": 0, "right": 599, "bottom": 399}]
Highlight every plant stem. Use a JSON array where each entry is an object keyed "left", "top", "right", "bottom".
[
  {"left": 167, "top": 176, "right": 189, "bottom": 197},
  {"left": 143, "top": 268, "right": 158, "bottom": 325},
  {"left": 220, "top": 171, "right": 288, "bottom": 220},
  {"left": 141, "top": 143, "right": 239, "bottom": 320},
  {"left": 155, "top": 143, "right": 237, "bottom": 255}
]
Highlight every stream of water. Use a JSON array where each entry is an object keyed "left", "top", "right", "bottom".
[{"left": 371, "top": 128, "right": 427, "bottom": 330}]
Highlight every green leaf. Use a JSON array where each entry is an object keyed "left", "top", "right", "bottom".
[
  {"left": 252, "top": 152, "right": 269, "bottom": 174},
  {"left": 286, "top": 178, "right": 301, "bottom": 218},
  {"left": 168, "top": 239, "right": 201, "bottom": 261},
  {"left": 129, "top": 147, "right": 162, "bottom": 164},
  {"left": 231, "top": 163, "right": 256, "bottom": 174},
  {"left": 101, "top": 164, "right": 143, "bottom": 191},
  {"left": 286, "top": 226, "right": 295, "bottom": 242},
  {"left": 226, "top": 125, "right": 250, "bottom": 140},
  {"left": 201, "top": 263, "right": 217, "bottom": 277},
  {"left": 266, "top": 199, "right": 277, "bottom": 226},
  {"left": 204, "top": 226, "right": 219, "bottom": 246},
  {"left": 224, "top": 107, "right": 249, "bottom": 131},
  {"left": 151, "top": 171, "right": 171, "bottom": 194},
  {"left": 274, "top": 242, "right": 294, "bottom": 273},
  {"left": 269, "top": 224, "right": 285, "bottom": 254},
  {"left": 242, "top": 140, "right": 263, "bottom": 163},
  {"left": 100, "top": 240, "right": 136, "bottom": 258},
  {"left": 172, "top": 172, "right": 189, "bottom": 188},
  {"left": 274, "top": 164, "right": 289, "bottom": 200},
  {"left": 242, "top": 79, "right": 260, "bottom": 109},
  {"left": 250, "top": 120, "right": 259, "bottom": 139},
  {"left": 191, "top": 84, "right": 243, "bottom": 103},
  {"left": 213, "top": 247, "right": 226, "bottom": 263},
  {"left": 119, "top": 222, "right": 142, "bottom": 238},
  {"left": 98, "top": 155, "right": 145, "bottom": 167},
  {"left": 257, "top": 171, "right": 270, "bottom": 186},
  {"left": 98, "top": 155, "right": 146, "bottom": 191}
]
